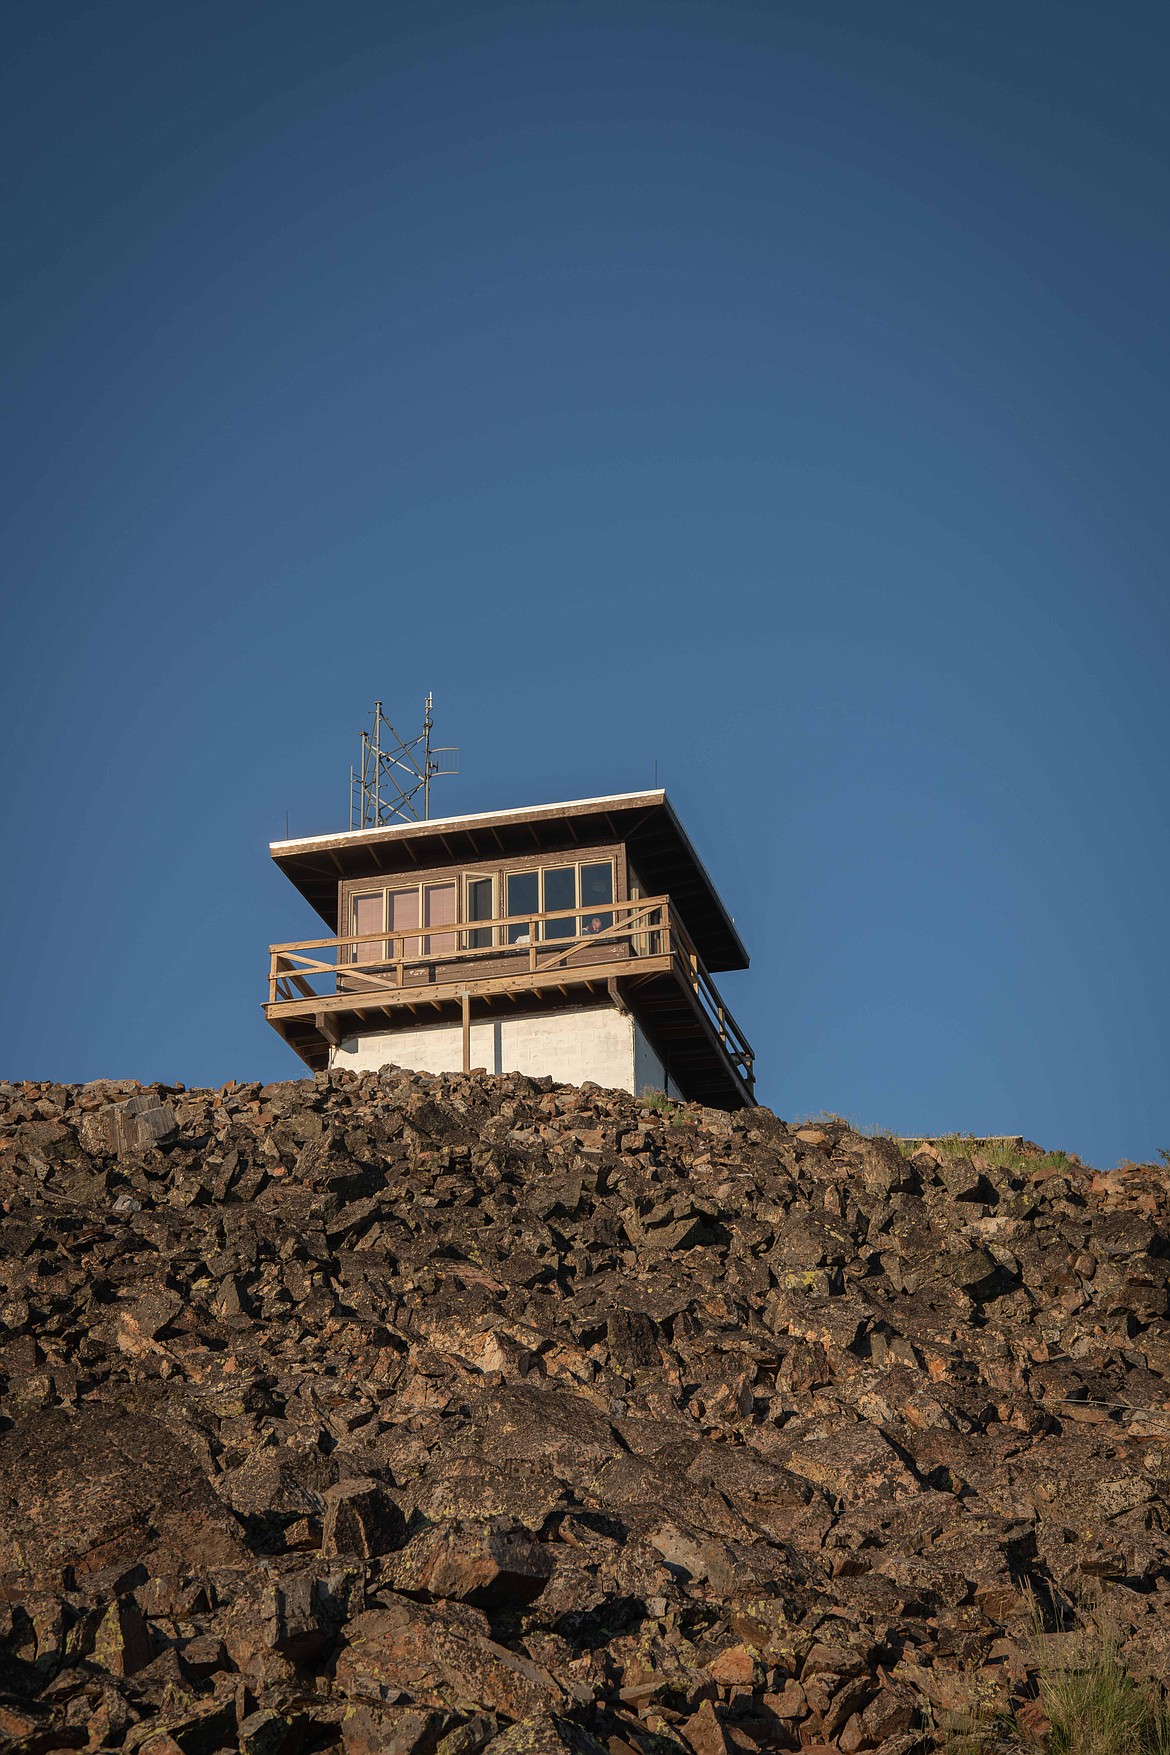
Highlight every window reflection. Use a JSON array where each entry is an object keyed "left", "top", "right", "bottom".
[
  {"left": 543, "top": 866, "right": 576, "bottom": 938},
  {"left": 466, "top": 877, "right": 493, "bottom": 949},
  {"left": 506, "top": 871, "right": 538, "bottom": 943},
  {"left": 580, "top": 862, "right": 614, "bottom": 933}
]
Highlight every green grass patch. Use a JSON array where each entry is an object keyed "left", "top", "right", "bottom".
[
  {"left": 944, "top": 1614, "right": 1170, "bottom": 1754},
  {"left": 896, "top": 1133, "right": 1077, "bottom": 1179},
  {"left": 1041, "top": 1633, "right": 1170, "bottom": 1755}
]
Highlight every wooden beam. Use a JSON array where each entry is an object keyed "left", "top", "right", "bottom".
[
  {"left": 263, "top": 890, "right": 754, "bottom": 1107},
  {"left": 461, "top": 991, "right": 470, "bottom": 1073},
  {"left": 265, "top": 953, "right": 673, "bottom": 1021}
]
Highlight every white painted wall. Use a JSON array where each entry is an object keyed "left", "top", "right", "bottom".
[{"left": 331, "top": 1002, "right": 678, "bottom": 1098}]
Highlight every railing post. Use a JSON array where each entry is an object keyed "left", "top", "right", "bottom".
[{"left": 264, "top": 898, "right": 756, "bottom": 1095}]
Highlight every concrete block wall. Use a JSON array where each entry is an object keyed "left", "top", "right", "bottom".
[{"left": 331, "top": 1001, "right": 680, "bottom": 1099}]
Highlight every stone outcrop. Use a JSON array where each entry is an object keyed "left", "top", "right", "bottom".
[{"left": 0, "top": 1067, "right": 1168, "bottom": 1752}]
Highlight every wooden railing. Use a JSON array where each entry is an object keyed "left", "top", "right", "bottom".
[
  {"left": 266, "top": 895, "right": 754, "bottom": 1090},
  {"left": 665, "top": 909, "right": 755, "bottom": 1090}
]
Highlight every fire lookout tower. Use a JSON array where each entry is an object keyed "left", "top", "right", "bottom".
[{"left": 265, "top": 706, "right": 754, "bottom": 1107}]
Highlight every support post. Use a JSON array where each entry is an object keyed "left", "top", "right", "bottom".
[{"left": 461, "top": 990, "right": 471, "bottom": 1073}]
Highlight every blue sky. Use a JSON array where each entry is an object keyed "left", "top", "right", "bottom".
[{"left": 3, "top": 0, "right": 1167, "bottom": 1166}]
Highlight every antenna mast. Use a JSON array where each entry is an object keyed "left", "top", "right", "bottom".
[{"left": 348, "top": 696, "right": 458, "bottom": 829}]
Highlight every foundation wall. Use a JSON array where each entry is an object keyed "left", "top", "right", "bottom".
[{"left": 330, "top": 1003, "right": 679, "bottom": 1098}]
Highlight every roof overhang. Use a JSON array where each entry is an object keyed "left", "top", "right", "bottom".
[{"left": 270, "top": 790, "right": 748, "bottom": 971}]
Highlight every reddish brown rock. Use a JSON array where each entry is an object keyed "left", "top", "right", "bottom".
[
  {"left": 322, "top": 1477, "right": 406, "bottom": 1558},
  {"left": 0, "top": 1068, "right": 1168, "bottom": 1750},
  {"left": 382, "top": 1518, "right": 553, "bottom": 1608},
  {"left": 335, "top": 1598, "right": 559, "bottom": 1721},
  {"left": 0, "top": 1406, "right": 247, "bottom": 1589}
]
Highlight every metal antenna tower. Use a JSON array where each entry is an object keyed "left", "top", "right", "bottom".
[{"left": 348, "top": 696, "right": 459, "bottom": 829}]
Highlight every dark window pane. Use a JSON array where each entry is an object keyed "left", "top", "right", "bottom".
[
  {"left": 543, "top": 866, "right": 576, "bottom": 938},
  {"left": 467, "top": 877, "right": 493, "bottom": 949},
  {"left": 507, "top": 871, "right": 538, "bottom": 943},
  {"left": 580, "top": 863, "right": 613, "bottom": 932}
]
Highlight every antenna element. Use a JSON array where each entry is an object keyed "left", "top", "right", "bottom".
[{"left": 349, "top": 696, "right": 458, "bottom": 829}]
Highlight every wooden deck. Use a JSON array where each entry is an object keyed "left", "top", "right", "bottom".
[{"left": 264, "top": 896, "right": 755, "bottom": 1107}]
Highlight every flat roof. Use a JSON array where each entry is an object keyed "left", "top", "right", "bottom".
[
  {"left": 269, "top": 790, "right": 663, "bottom": 856},
  {"left": 270, "top": 790, "right": 748, "bottom": 972}
]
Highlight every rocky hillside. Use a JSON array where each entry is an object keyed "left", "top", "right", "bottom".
[{"left": 1, "top": 1069, "right": 1169, "bottom": 1755}]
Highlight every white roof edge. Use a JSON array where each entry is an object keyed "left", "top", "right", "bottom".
[{"left": 268, "top": 790, "right": 667, "bottom": 854}]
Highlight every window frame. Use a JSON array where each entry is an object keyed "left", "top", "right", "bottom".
[
  {"left": 505, "top": 869, "right": 540, "bottom": 944},
  {"left": 508, "top": 858, "right": 617, "bottom": 942},
  {"left": 350, "top": 890, "right": 386, "bottom": 964},
  {"left": 338, "top": 849, "right": 622, "bottom": 962},
  {"left": 578, "top": 859, "right": 615, "bottom": 935},
  {"left": 541, "top": 864, "right": 578, "bottom": 941},
  {"left": 464, "top": 873, "right": 496, "bottom": 950},
  {"left": 421, "top": 880, "right": 457, "bottom": 957}
]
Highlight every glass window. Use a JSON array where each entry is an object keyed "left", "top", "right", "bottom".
[
  {"left": 579, "top": 862, "right": 614, "bottom": 933},
  {"left": 423, "top": 882, "right": 456, "bottom": 957},
  {"left": 627, "top": 864, "right": 660, "bottom": 955},
  {"left": 543, "top": 866, "right": 576, "bottom": 938},
  {"left": 388, "top": 887, "right": 420, "bottom": 958},
  {"left": 506, "top": 870, "right": 538, "bottom": 943},
  {"left": 466, "top": 876, "right": 494, "bottom": 950},
  {"left": 352, "top": 893, "right": 384, "bottom": 963}
]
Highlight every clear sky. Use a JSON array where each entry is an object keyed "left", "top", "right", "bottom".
[{"left": 3, "top": 1, "right": 1167, "bottom": 1167}]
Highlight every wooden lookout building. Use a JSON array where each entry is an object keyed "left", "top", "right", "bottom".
[{"left": 265, "top": 791, "right": 754, "bottom": 1107}]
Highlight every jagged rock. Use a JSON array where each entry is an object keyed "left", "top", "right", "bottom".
[
  {"left": 79, "top": 1094, "right": 179, "bottom": 1157},
  {"left": 124, "top": 1695, "right": 237, "bottom": 1753},
  {"left": 238, "top": 1709, "right": 309, "bottom": 1755},
  {"left": 322, "top": 1477, "right": 406, "bottom": 1558},
  {"left": 339, "top": 1702, "right": 451, "bottom": 1755},
  {"left": 77, "top": 1592, "right": 155, "bottom": 1676},
  {"left": 481, "top": 1713, "right": 607, "bottom": 1753},
  {"left": 335, "top": 1598, "right": 558, "bottom": 1720},
  {"left": 0, "top": 1406, "right": 248, "bottom": 1589},
  {"left": 0, "top": 1068, "right": 1168, "bottom": 1750},
  {"left": 262, "top": 1564, "right": 363, "bottom": 1662},
  {"left": 381, "top": 1517, "right": 553, "bottom": 1607}
]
